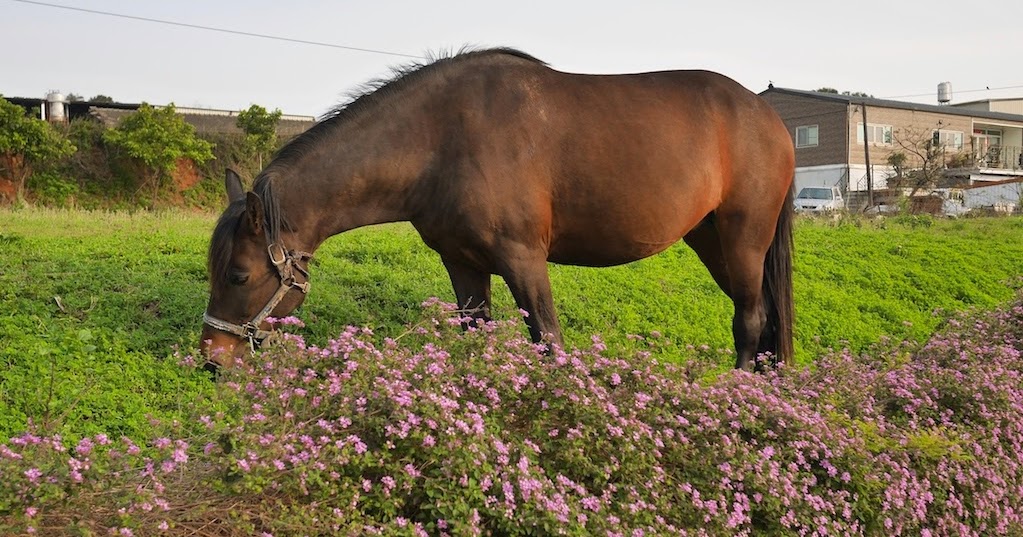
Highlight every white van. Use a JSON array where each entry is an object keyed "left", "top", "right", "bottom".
[{"left": 794, "top": 186, "right": 844, "bottom": 213}]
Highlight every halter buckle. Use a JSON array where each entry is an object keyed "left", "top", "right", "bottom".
[{"left": 268, "top": 243, "right": 287, "bottom": 267}]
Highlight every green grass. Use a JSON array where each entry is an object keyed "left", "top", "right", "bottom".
[
  {"left": 792, "top": 216, "right": 1023, "bottom": 352},
  {"left": 2, "top": 209, "right": 1023, "bottom": 441}
]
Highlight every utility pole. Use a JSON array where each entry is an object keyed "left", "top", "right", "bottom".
[{"left": 861, "top": 104, "right": 874, "bottom": 208}]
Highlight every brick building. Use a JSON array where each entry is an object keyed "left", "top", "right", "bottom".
[{"left": 759, "top": 87, "right": 1023, "bottom": 206}]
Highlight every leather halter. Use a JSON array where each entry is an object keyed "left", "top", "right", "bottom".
[{"left": 203, "top": 242, "right": 312, "bottom": 352}]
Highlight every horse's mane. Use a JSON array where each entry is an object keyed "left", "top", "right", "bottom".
[
  {"left": 208, "top": 199, "right": 244, "bottom": 291},
  {"left": 268, "top": 47, "right": 544, "bottom": 170}
]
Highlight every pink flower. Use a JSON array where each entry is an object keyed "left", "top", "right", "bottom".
[
  {"left": 75, "top": 437, "right": 93, "bottom": 456},
  {"left": 124, "top": 438, "right": 141, "bottom": 456},
  {"left": 24, "top": 467, "right": 42, "bottom": 483}
]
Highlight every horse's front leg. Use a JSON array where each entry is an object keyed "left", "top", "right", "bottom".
[
  {"left": 500, "top": 254, "right": 563, "bottom": 347},
  {"left": 441, "top": 256, "right": 492, "bottom": 328}
]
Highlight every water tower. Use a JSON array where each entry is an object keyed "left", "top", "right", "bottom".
[
  {"left": 45, "top": 91, "right": 68, "bottom": 122},
  {"left": 937, "top": 82, "right": 953, "bottom": 105}
]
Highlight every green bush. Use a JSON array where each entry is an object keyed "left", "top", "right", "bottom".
[
  {"left": 102, "top": 103, "right": 215, "bottom": 208},
  {"left": 25, "top": 171, "right": 78, "bottom": 207},
  {"left": 0, "top": 96, "right": 76, "bottom": 202}
]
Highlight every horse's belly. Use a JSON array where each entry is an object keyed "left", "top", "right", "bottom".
[
  {"left": 547, "top": 230, "right": 682, "bottom": 267},
  {"left": 546, "top": 191, "right": 710, "bottom": 267}
]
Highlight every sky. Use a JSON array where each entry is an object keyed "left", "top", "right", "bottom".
[{"left": 3, "top": 0, "right": 1022, "bottom": 119}]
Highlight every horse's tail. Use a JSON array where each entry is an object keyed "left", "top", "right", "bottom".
[{"left": 761, "top": 185, "right": 795, "bottom": 364}]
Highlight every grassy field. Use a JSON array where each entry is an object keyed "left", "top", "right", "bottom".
[{"left": 2, "top": 209, "right": 1023, "bottom": 441}]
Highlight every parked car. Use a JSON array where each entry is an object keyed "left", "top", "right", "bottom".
[{"left": 794, "top": 186, "right": 844, "bottom": 213}]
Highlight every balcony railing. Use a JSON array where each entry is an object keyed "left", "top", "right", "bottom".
[{"left": 966, "top": 145, "right": 1023, "bottom": 171}]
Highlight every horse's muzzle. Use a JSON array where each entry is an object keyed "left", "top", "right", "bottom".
[{"left": 199, "top": 326, "right": 247, "bottom": 369}]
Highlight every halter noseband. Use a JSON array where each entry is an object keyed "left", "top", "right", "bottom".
[{"left": 203, "top": 242, "right": 312, "bottom": 352}]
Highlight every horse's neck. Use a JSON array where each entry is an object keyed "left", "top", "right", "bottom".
[{"left": 281, "top": 120, "right": 434, "bottom": 248}]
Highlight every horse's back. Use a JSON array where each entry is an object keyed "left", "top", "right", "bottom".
[{"left": 431, "top": 60, "right": 793, "bottom": 267}]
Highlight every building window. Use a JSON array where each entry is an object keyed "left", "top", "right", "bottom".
[
  {"left": 856, "top": 123, "right": 893, "bottom": 145},
  {"left": 934, "top": 130, "right": 964, "bottom": 150},
  {"left": 795, "top": 125, "right": 819, "bottom": 148},
  {"left": 974, "top": 127, "right": 1002, "bottom": 146}
]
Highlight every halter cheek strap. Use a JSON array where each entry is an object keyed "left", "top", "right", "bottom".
[{"left": 203, "top": 242, "right": 313, "bottom": 352}]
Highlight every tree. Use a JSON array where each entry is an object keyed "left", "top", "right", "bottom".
[
  {"left": 236, "top": 104, "right": 282, "bottom": 168},
  {"left": 90, "top": 95, "right": 115, "bottom": 104},
  {"left": 816, "top": 87, "right": 839, "bottom": 94},
  {"left": 66, "top": 93, "right": 84, "bottom": 102},
  {"left": 0, "top": 96, "right": 76, "bottom": 202},
  {"left": 103, "top": 103, "right": 214, "bottom": 206},
  {"left": 886, "top": 151, "right": 908, "bottom": 179},
  {"left": 886, "top": 126, "right": 956, "bottom": 197}
]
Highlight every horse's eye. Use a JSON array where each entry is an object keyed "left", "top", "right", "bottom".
[{"left": 229, "top": 272, "right": 249, "bottom": 286}]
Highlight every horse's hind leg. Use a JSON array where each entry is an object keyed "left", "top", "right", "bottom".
[
  {"left": 441, "top": 257, "right": 492, "bottom": 326},
  {"left": 685, "top": 216, "right": 768, "bottom": 370},
  {"left": 713, "top": 212, "right": 776, "bottom": 371},
  {"left": 683, "top": 214, "right": 732, "bottom": 298}
]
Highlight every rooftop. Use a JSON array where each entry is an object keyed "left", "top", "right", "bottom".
[
  {"left": 760, "top": 87, "right": 1023, "bottom": 124},
  {"left": 3, "top": 95, "right": 316, "bottom": 136}
]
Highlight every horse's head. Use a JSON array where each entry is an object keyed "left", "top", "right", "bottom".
[{"left": 200, "top": 169, "right": 312, "bottom": 367}]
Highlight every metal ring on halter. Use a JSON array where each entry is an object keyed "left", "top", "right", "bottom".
[{"left": 268, "top": 243, "right": 287, "bottom": 266}]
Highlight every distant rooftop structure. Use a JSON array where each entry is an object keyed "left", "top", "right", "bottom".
[
  {"left": 950, "top": 97, "right": 1023, "bottom": 117},
  {"left": 3, "top": 94, "right": 316, "bottom": 137},
  {"left": 761, "top": 87, "right": 1023, "bottom": 124}
]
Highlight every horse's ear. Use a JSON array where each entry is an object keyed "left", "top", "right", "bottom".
[
  {"left": 245, "top": 192, "right": 264, "bottom": 237},
  {"left": 225, "top": 168, "right": 245, "bottom": 203}
]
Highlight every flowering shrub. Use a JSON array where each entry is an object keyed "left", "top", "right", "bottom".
[{"left": 2, "top": 297, "right": 1022, "bottom": 536}]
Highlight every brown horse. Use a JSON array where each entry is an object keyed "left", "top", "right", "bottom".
[{"left": 201, "top": 48, "right": 795, "bottom": 370}]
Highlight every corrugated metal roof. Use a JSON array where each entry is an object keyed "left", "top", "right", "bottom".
[
  {"left": 4, "top": 96, "right": 315, "bottom": 136},
  {"left": 88, "top": 106, "right": 314, "bottom": 136}
]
